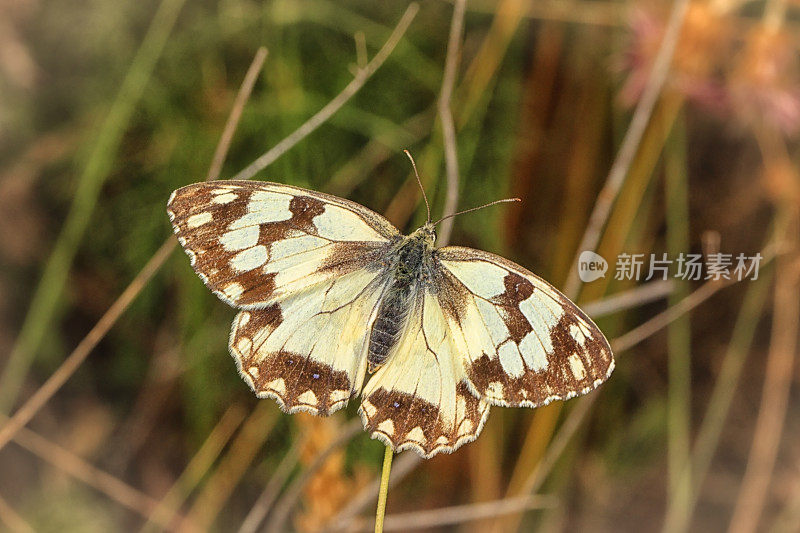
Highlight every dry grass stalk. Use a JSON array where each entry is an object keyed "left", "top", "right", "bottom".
[
  {"left": 0, "top": 45, "right": 267, "bottom": 454},
  {"left": 728, "top": 205, "right": 799, "bottom": 532},
  {"left": 500, "top": 1, "right": 691, "bottom": 529},
  {"left": 266, "top": 420, "right": 364, "bottom": 533},
  {"left": 322, "top": 453, "right": 422, "bottom": 532},
  {"left": 436, "top": 0, "right": 466, "bottom": 246},
  {"left": 180, "top": 403, "right": 278, "bottom": 531},
  {"left": 0, "top": 492, "right": 34, "bottom": 533},
  {"left": 141, "top": 404, "right": 247, "bottom": 531},
  {"left": 294, "top": 416, "right": 370, "bottom": 532},
  {"left": 350, "top": 494, "right": 559, "bottom": 532},
  {"left": 3, "top": 414, "right": 178, "bottom": 528}
]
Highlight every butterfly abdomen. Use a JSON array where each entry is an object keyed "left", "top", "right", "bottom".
[
  {"left": 368, "top": 280, "right": 413, "bottom": 372},
  {"left": 367, "top": 231, "right": 433, "bottom": 373}
]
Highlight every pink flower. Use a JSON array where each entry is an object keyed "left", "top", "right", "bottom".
[
  {"left": 728, "top": 28, "right": 800, "bottom": 136},
  {"left": 618, "top": 3, "right": 730, "bottom": 109}
]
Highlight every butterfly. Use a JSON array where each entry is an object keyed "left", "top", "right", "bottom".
[{"left": 167, "top": 173, "right": 614, "bottom": 458}]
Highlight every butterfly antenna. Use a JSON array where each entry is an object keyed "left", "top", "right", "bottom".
[
  {"left": 404, "top": 149, "right": 431, "bottom": 224},
  {"left": 433, "top": 197, "right": 521, "bottom": 226}
]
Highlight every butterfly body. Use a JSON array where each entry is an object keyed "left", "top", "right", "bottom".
[
  {"left": 368, "top": 224, "right": 436, "bottom": 372},
  {"left": 168, "top": 180, "right": 614, "bottom": 458}
]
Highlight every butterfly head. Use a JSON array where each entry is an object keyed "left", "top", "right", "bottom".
[{"left": 412, "top": 222, "right": 436, "bottom": 249}]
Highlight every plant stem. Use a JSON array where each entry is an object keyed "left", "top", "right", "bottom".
[
  {"left": 375, "top": 445, "right": 394, "bottom": 533},
  {"left": 665, "top": 109, "right": 691, "bottom": 528}
]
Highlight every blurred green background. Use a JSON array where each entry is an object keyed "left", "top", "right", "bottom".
[{"left": 1, "top": 0, "right": 798, "bottom": 531}]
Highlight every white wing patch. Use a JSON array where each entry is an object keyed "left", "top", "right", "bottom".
[
  {"left": 441, "top": 259, "right": 507, "bottom": 298},
  {"left": 219, "top": 225, "right": 259, "bottom": 252},
  {"left": 313, "top": 204, "right": 387, "bottom": 241},
  {"left": 497, "top": 340, "right": 525, "bottom": 378},
  {"left": 519, "top": 291, "right": 558, "bottom": 356},
  {"left": 269, "top": 235, "right": 328, "bottom": 261},
  {"left": 230, "top": 245, "right": 269, "bottom": 273},
  {"left": 186, "top": 212, "right": 213, "bottom": 228}
]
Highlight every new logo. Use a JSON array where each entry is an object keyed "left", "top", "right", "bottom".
[{"left": 578, "top": 251, "right": 608, "bottom": 283}]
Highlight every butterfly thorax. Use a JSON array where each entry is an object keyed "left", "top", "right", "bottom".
[{"left": 367, "top": 224, "right": 436, "bottom": 373}]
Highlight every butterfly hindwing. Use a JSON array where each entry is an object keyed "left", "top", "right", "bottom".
[
  {"left": 360, "top": 289, "right": 491, "bottom": 458},
  {"left": 435, "top": 246, "right": 614, "bottom": 408},
  {"left": 230, "top": 267, "right": 389, "bottom": 415},
  {"left": 167, "top": 181, "right": 399, "bottom": 308}
]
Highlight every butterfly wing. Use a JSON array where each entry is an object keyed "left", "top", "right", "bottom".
[
  {"left": 167, "top": 180, "right": 399, "bottom": 309},
  {"left": 168, "top": 180, "right": 401, "bottom": 414},
  {"left": 230, "top": 268, "right": 387, "bottom": 415},
  {"left": 434, "top": 246, "right": 614, "bottom": 408},
  {"left": 360, "top": 289, "right": 491, "bottom": 458}
]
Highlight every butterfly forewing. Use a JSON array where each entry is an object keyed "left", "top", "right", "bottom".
[
  {"left": 167, "top": 181, "right": 398, "bottom": 309},
  {"left": 435, "top": 246, "right": 614, "bottom": 408}
]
